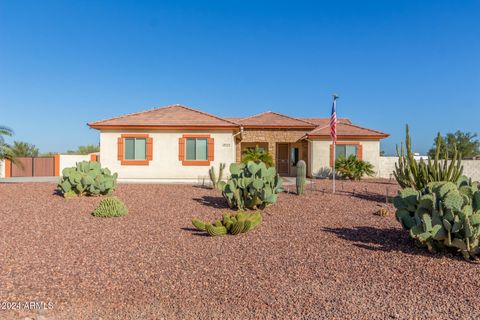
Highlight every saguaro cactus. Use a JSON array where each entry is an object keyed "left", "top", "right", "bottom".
[
  {"left": 296, "top": 160, "right": 306, "bottom": 195},
  {"left": 209, "top": 163, "right": 225, "bottom": 189}
]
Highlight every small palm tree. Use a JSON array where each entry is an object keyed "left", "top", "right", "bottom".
[
  {"left": 335, "top": 155, "right": 375, "bottom": 180},
  {"left": 11, "top": 141, "right": 39, "bottom": 157},
  {"left": 0, "top": 126, "right": 15, "bottom": 161},
  {"left": 242, "top": 145, "right": 274, "bottom": 168}
]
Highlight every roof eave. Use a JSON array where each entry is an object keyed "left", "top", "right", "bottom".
[
  {"left": 241, "top": 125, "right": 317, "bottom": 129},
  {"left": 306, "top": 134, "right": 390, "bottom": 140},
  {"left": 88, "top": 124, "right": 240, "bottom": 130}
]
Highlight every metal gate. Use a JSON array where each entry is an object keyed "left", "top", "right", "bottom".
[{"left": 10, "top": 157, "right": 55, "bottom": 177}]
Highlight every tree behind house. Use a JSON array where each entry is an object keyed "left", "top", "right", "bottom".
[
  {"left": 67, "top": 144, "right": 100, "bottom": 155},
  {"left": 428, "top": 131, "right": 479, "bottom": 159}
]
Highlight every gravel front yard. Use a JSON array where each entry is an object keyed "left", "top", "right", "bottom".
[{"left": 1, "top": 180, "right": 480, "bottom": 319}]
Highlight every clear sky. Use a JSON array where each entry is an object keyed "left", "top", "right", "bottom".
[{"left": 1, "top": 0, "right": 479, "bottom": 155}]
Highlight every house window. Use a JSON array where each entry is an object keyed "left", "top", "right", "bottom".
[
  {"left": 117, "top": 134, "right": 152, "bottom": 165},
  {"left": 186, "top": 138, "right": 208, "bottom": 160},
  {"left": 335, "top": 144, "right": 358, "bottom": 159},
  {"left": 125, "top": 138, "right": 146, "bottom": 160},
  {"left": 330, "top": 142, "right": 362, "bottom": 167},
  {"left": 179, "top": 134, "right": 214, "bottom": 166}
]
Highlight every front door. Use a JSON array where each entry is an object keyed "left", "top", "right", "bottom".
[{"left": 276, "top": 143, "right": 289, "bottom": 175}]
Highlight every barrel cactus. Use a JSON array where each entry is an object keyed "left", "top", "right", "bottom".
[
  {"left": 296, "top": 160, "right": 306, "bottom": 195},
  {"left": 191, "top": 211, "right": 262, "bottom": 236},
  {"left": 92, "top": 197, "right": 128, "bottom": 217},
  {"left": 393, "top": 176, "right": 480, "bottom": 260},
  {"left": 217, "top": 161, "right": 283, "bottom": 210},
  {"left": 57, "top": 161, "right": 118, "bottom": 197}
]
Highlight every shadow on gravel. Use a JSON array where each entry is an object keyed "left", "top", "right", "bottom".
[
  {"left": 322, "top": 226, "right": 462, "bottom": 261},
  {"left": 192, "top": 196, "right": 229, "bottom": 209},
  {"left": 341, "top": 191, "right": 395, "bottom": 204},
  {"left": 180, "top": 227, "right": 210, "bottom": 237}
]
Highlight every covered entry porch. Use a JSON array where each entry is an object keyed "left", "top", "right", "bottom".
[{"left": 236, "top": 140, "right": 309, "bottom": 177}]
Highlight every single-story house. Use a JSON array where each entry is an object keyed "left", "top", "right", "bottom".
[{"left": 88, "top": 104, "right": 389, "bottom": 182}]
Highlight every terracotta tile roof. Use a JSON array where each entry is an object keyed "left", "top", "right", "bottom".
[
  {"left": 88, "top": 104, "right": 239, "bottom": 128},
  {"left": 307, "top": 122, "right": 389, "bottom": 138},
  {"left": 298, "top": 118, "right": 352, "bottom": 125},
  {"left": 230, "top": 112, "right": 317, "bottom": 128}
]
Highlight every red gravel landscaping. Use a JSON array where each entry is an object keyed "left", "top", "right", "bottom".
[{"left": 1, "top": 179, "right": 480, "bottom": 319}]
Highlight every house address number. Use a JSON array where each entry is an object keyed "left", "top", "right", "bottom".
[{"left": 222, "top": 143, "right": 231, "bottom": 148}]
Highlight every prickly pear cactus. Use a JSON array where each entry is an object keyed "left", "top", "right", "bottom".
[
  {"left": 296, "top": 160, "right": 306, "bottom": 195},
  {"left": 393, "top": 176, "right": 480, "bottom": 261},
  {"left": 191, "top": 211, "right": 262, "bottom": 236},
  {"left": 218, "top": 161, "right": 283, "bottom": 210},
  {"left": 57, "top": 161, "right": 118, "bottom": 198},
  {"left": 92, "top": 197, "right": 128, "bottom": 217}
]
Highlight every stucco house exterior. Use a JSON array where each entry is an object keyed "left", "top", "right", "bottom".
[{"left": 88, "top": 104, "right": 389, "bottom": 182}]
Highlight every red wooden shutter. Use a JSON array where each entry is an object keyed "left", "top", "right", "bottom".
[
  {"left": 358, "top": 144, "right": 363, "bottom": 161},
  {"left": 117, "top": 137, "right": 124, "bottom": 161},
  {"left": 329, "top": 144, "right": 334, "bottom": 167},
  {"left": 178, "top": 137, "right": 185, "bottom": 161},
  {"left": 207, "top": 137, "right": 214, "bottom": 161},
  {"left": 146, "top": 137, "right": 153, "bottom": 161}
]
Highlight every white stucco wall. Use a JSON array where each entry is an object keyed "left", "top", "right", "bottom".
[
  {"left": 309, "top": 138, "right": 381, "bottom": 178},
  {"left": 378, "top": 157, "right": 480, "bottom": 181},
  {"left": 99, "top": 130, "right": 237, "bottom": 182},
  {"left": 0, "top": 160, "right": 5, "bottom": 178},
  {"left": 59, "top": 155, "right": 91, "bottom": 174}
]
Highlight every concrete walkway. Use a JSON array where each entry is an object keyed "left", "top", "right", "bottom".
[{"left": 0, "top": 176, "right": 59, "bottom": 183}]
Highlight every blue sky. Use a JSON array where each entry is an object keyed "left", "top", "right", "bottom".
[{"left": 0, "top": 0, "right": 479, "bottom": 154}]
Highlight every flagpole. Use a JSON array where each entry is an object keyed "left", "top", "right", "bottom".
[
  {"left": 333, "top": 141, "right": 336, "bottom": 193},
  {"left": 331, "top": 94, "right": 338, "bottom": 194}
]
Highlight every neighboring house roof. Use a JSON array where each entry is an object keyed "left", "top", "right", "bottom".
[
  {"left": 306, "top": 122, "right": 389, "bottom": 139},
  {"left": 298, "top": 118, "right": 352, "bottom": 125},
  {"left": 229, "top": 111, "right": 317, "bottom": 128},
  {"left": 88, "top": 104, "right": 239, "bottom": 129}
]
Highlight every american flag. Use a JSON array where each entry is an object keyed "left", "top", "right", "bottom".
[{"left": 330, "top": 95, "right": 338, "bottom": 142}]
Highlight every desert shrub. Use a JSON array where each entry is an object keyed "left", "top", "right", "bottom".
[
  {"left": 393, "top": 176, "right": 480, "bottom": 260},
  {"left": 393, "top": 125, "right": 463, "bottom": 190},
  {"left": 218, "top": 162, "right": 283, "bottom": 210},
  {"left": 57, "top": 161, "right": 118, "bottom": 197},
  {"left": 375, "top": 207, "right": 390, "bottom": 217},
  {"left": 92, "top": 197, "right": 128, "bottom": 217},
  {"left": 335, "top": 155, "right": 374, "bottom": 180},
  {"left": 241, "top": 146, "right": 274, "bottom": 168},
  {"left": 192, "top": 211, "right": 262, "bottom": 236}
]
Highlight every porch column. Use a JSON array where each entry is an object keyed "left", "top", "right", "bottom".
[
  {"left": 268, "top": 143, "right": 276, "bottom": 164},
  {"left": 235, "top": 139, "right": 242, "bottom": 163}
]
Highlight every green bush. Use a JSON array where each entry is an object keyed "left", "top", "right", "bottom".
[
  {"left": 192, "top": 211, "right": 262, "bottom": 236},
  {"left": 393, "top": 176, "right": 480, "bottom": 260},
  {"left": 57, "top": 161, "right": 118, "bottom": 197},
  {"left": 218, "top": 161, "right": 283, "bottom": 210},
  {"left": 394, "top": 125, "right": 463, "bottom": 190},
  {"left": 92, "top": 197, "right": 128, "bottom": 217},
  {"left": 335, "top": 155, "right": 374, "bottom": 180},
  {"left": 241, "top": 145, "right": 274, "bottom": 168}
]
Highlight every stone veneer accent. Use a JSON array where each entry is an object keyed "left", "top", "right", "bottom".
[{"left": 235, "top": 128, "right": 310, "bottom": 175}]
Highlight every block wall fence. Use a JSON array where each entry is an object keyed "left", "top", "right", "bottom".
[
  {"left": 1, "top": 154, "right": 96, "bottom": 178},
  {"left": 377, "top": 157, "right": 480, "bottom": 181},
  {"left": 1, "top": 155, "right": 479, "bottom": 182}
]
